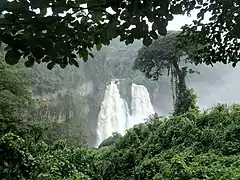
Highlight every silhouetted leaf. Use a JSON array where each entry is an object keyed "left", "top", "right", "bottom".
[
  {"left": 47, "top": 62, "right": 55, "bottom": 70},
  {"left": 60, "top": 63, "right": 67, "bottom": 69},
  {"left": 82, "top": 51, "right": 88, "bottom": 62},
  {"left": 42, "top": 56, "right": 50, "bottom": 63},
  {"left": 96, "top": 43, "right": 102, "bottom": 51},
  {"left": 166, "top": 14, "right": 174, "bottom": 21},
  {"left": 70, "top": 54, "right": 77, "bottom": 59},
  {"left": 150, "top": 31, "right": 158, "bottom": 39},
  {"left": 170, "top": 4, "right": 183, "bottom": 14},
  {"left": 69, "top": 58, "right": 79, "bottom": 67},
  {"left": 24, "top": 59, "right": 34, "bottom": 67},
  {"left": 40, "top": 8, "right": 47, "bottom": 16},
  {"left": 143, "top": 36, "right": 152, "bottom": 46},
  {"left": 5, "top": 49, "right": 21, "bottom": 65},
  {"left": 89, "top": 53, "right": 94, "bottom": 58},
  {"left": 32, "top": 46, "right": 44, "bottom": 59}
]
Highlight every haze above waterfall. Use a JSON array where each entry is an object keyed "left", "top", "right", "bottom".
[{"left": 96, "top": 81, "right": 154, "bottom": 147}]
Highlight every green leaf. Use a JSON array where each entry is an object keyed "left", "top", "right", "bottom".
[
  {"left": 92, "top": 12, "right": 102, "bottom": 22},
  {"left": 158, "top": 27, "right": 167, "bottom": 36},
  {"left": 5, "top": 1, "right": 27, "bottom": 13},
  {"left": 150, "top": 31, "right": 158, "bottom": 39},
  {"left": 125, "top": 35, "right": 134, "bottom": 45},
  {"left": 232, "top": 62, "right": 236, "bottom": 67},
  {"left": 42, "top": 56, "right": 50, "bottom": 63},
  {"left": 1, "top": 34, "right": 13, "bottom": 44},
  {"left": 47, "top": 62, "right": 55, "bottom": 70},
  {"left": 73, "top": 59, "right": 79, "bottom": 67},
  {"left": 143, "top": 36, "right": 153, "bottom": 46},
  {"left": 89, "top": 53, "right": 94, "bottom": 59},
  {"left": 70, "top": 53, "right": 77, "bottom": 59},
  {"left": 120, "top": 9, "right": 128, "bottom": 20},
  {"left": 32, "top": 46, "right": 44, "bottom": 59},
  {"left": 40, "top": 8, "right": 47, "bottom": 16},
  {"left": 170, "top": 4, "right": 183, "bottom": 14},
  {"left": 231, "top": 20, "right": 240, "bottom": 38},
  {"left": 82, "top": 51, "right": 88, "bottom": 62},
  {"left": 107, "top": 26, "right": 118, "bottom": 39},
  {"left": 166, "top": 14, "right": 174, "bottom": 21},
  {"left": 63, "top": 56, "right": 68, "bottom": 64},
  {"left": 69, "top": 58, "right": 79, "bottom": 67},
  {"left": 96, "top": 43, "right": 102, "bottom": 51},
  {"left": 152, "top": 22, "right": 158, "bottom": 31},
  {"left": 60, "top": 63, "right": 67, "bottom": 69},
  {"left": 0, "top": 0, "right": 8, "bottom": 12},
  {"left": 0, "top": 18, "right": 11, "bottom": 26},
  {"left": 153, "top": 19, "right": 167, "bottom": 36},
  {"left": 4, "top": 13, "right": 16, "bottom": 22},
  {"left": 24, "top": 59, "right": 35, "bottom": 67},
  {"left": 5, "top": 49, "right": 21, "bottom": 65}
]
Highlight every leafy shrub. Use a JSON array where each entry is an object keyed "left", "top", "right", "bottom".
[{"left": 1, "top": 104, "right": 240, "bottom": 179}]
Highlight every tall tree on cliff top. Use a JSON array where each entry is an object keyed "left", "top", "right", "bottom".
[
  {"left": 134, "top": 31, "right": 198, "bottom": 115},
  {"left": 0, "top": 0, "right": 239, "bottom": 68}
]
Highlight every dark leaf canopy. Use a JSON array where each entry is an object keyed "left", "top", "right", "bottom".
[
  {"left": 134, "top": 31, "right": 182, "bottom": 80},
  {"left": 178, "top": 0, "right": 240, "bottom": 67},
  {"left": 0, "top": 0, "right": 199, "bottom": 68}
]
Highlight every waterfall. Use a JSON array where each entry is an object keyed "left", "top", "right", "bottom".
[
  {"left": 126, "top": 83, "right": 155, "bottom": 129},
  {"left": 95, "top": 81, "right": 154, "bottom": 147},
  {"left": 95, "top": 81, "right": 127, "bottom": 146}
]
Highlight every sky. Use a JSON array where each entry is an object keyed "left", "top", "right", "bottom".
[{"left": 167, "top": 10, "right": 200, "bottom": 30}]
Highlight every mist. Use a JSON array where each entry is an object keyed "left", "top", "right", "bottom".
[{"left": 187, "top": 63, "right": 240, "bottom": 109}]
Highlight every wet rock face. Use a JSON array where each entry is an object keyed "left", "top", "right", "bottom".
[{"left": 77, "top": 81, "right": 94, "bottom": 96}]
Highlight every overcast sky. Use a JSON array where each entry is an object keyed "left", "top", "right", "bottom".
[{"left": 168, "top": 10, "right": 199, "bottom": 30}]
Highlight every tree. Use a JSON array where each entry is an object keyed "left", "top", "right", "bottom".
[
  {"left": 178, "top": 0, "right": 240, "bottom": 67},
  {"left": 134, "top": 31, "right": 198, "bottom": 115},
  {"left": 99, "top": 132, "right": 122, "bottom": 148},
  {"left": 0, "top": 0, "right": 238, "bottom": 68},
  {"left": 0, "top": 0, "right": 202, "bottom": 69},
  {"left": 96, "top": 104, "right": 240, "bottom": 179},
  {"left": 0, "top": 55, "right": 32, "bottom": 136}
]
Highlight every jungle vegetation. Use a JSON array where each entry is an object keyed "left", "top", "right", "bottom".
[{"left": 1, "top": 0, "right": 240, "bottom": 179}]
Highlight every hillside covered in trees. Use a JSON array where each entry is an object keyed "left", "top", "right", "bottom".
[
  {"left": 29, "top": 37, "right": 240, "bottom": 146},
  {"left": 1, "top": 36, "right": 240, "bottom": 179},
  {"left": 1, "top": 0, "right": 240, "bottom": 179}
]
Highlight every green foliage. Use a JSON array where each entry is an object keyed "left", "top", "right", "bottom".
[
  {"left": 178, "top": 0, "right": 240, "bottom": 67},
  {"left": 134, "top": 31, "right": 182, "bottom": 81},
  {"left": 173, "top": 85, "right": 199, "bottom": 116},
  {"left": 2, "top": 30, "right": 240, "bottom": 179},
  {"left": 0, "top": 133, "right": 38, "bottom": 180},
  {"left": 96, "top": 104, "right": 240, "bottom": 179},
  {"left": 2, "top": 98, "right": 240, "bottom": 179},
  {"left": 43, "top": 121, "right": 87, "bottom": 147},
  {"left": 99, "top": 133, "right": 122, "bottom": 148},
  {"left": 135, "top": 32, "right": 199, "bottom": 115},
  {"left": 30, "top": 39, "right": 166, "bottom": 146},
  {"left": 0, "top": 56, "right": 34, "bottom": 137},
  {"left": 0, "top": 0, "right": 238, "bottom": 68},
  {"left": 0, "top": 0, "right": 199, "bottom": 68},
  {"left": 0, "top": 134, "right": 98, "bottom": 180}
]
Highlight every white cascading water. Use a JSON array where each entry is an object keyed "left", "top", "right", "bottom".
[
  {"left": 126, "top": 84, "right": 155, "bottom": 129},
  {"left": 96, "top": 81, "right": 128, "bottom": 146},
  {"left": 95, "top": 81, "right": 155, "bottom": 147}
]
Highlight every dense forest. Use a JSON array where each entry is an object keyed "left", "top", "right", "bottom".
[
  {"left": 1, "top": 0, "right": 240, "bottom": 179},
  {"left": 1, "top": 36, "right": 240, "bottom": 179}
]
